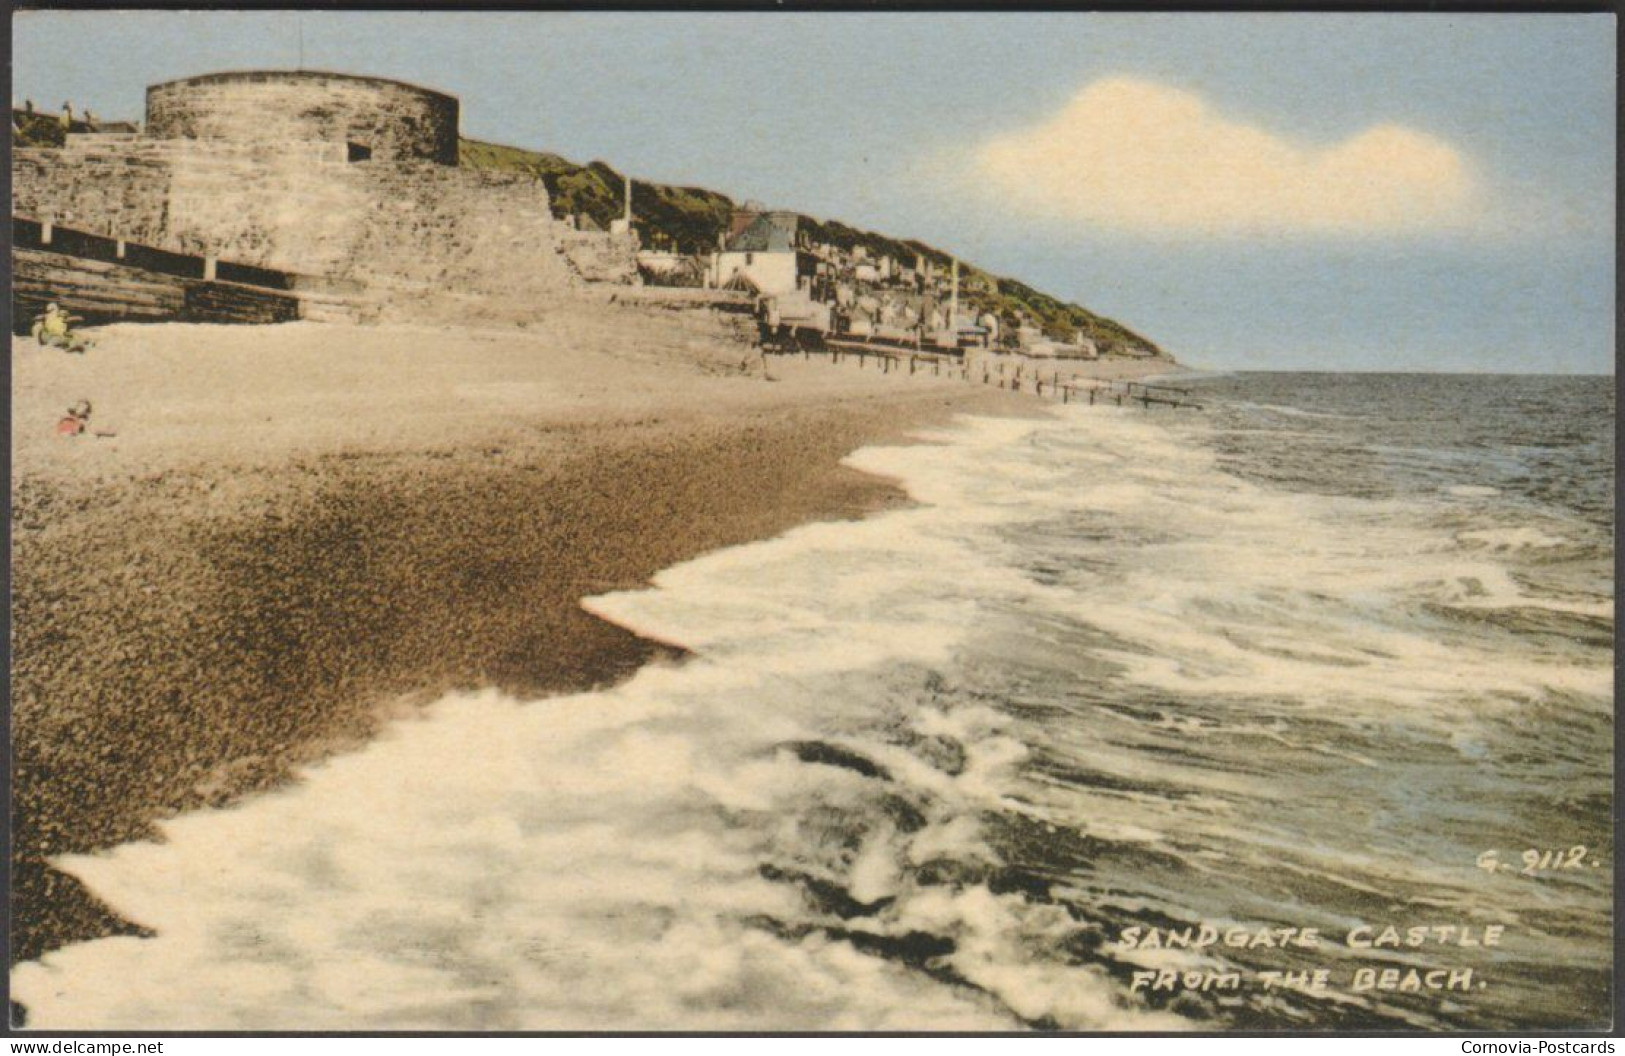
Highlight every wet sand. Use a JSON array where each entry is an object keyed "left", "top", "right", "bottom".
[{"left": 10, "top": 311, "right": 1176, "bottom": 969}]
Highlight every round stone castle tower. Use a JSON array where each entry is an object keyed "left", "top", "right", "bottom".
[{"left": 144, "top": 70, "right": 460, "bottom": 165}]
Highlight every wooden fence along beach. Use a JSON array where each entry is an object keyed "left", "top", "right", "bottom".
[{"left": 765, "top": 340, "right": 1204, "bottom": 410}]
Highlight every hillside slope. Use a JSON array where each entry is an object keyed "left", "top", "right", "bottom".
[{"left": 460, "top": 138, "right": 1161, "bottom": 354}]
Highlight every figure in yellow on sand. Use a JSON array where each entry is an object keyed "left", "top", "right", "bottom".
[{"left": 32, "top": 303, "right": 92, "bottom": 353}]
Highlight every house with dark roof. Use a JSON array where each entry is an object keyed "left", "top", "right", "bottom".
[{"left": 710, "top": 210, "right": 815, "bottom": 296}]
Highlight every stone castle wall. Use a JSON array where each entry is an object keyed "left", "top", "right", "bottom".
[
  {"left": 12, "top": 70, "right": 640, "bottom": 310},
  {"left": 13, "top": 140, "right": 636, "bottom": 300},
  {"left": 146, "top": 71, "right": 459, "bottom": 165},
  {"left": 13, "top": 141, "right": 177, "bottom": 247},
  {"left": 556, "top": 229, "right": 641, "bottom": 285},
  {"left": 15, "top": 138, "right": 361, "bottom": 273}
]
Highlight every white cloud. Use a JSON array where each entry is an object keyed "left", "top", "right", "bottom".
[{"left": 975, "top": 77, "right": 1480, "bottom": 238}]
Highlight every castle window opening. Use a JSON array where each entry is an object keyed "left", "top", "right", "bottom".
[{"left": 347, "top": 142, "right": 372, "bottom": 163}]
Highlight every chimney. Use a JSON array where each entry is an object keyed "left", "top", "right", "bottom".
[{"left": 609, "top": 175, "right": 634, "bottom": 236}]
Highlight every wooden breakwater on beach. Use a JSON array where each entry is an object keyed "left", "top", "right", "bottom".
[
  {"left": 767, "top": 343, "right": 1202, "bottom": 411},
  {"left": 12, "top": 216, "right": 379, "bottom": 327}
]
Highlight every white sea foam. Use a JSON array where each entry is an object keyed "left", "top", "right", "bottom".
[
  {"left": 1238, "top": 401, "right": 1361, "bottom": 421},
  {"left": 15, "top": 678, "right": 1041, "bottom": 1030},
  {"left": 1005, "top": 408, "right": 1612, "bottom": 716}
]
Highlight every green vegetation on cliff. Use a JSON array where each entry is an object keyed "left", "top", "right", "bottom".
[
  {"left": 460, "top": 140, "right": 735, "bottom": 257},
  {"left": 460, "top": 137, "right": 1161, "bottom": 353}
]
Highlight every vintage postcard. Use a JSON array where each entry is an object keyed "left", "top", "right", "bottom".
[{"left": 7, "top": 9, "right": 1616, "bottom": 1036}]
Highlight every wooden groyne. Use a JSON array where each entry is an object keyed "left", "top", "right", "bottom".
[
  {"left": 11, "top": 216, "right": 377, "bottom": 328},
  {"left": 765, "top": 342, "right": 1202, "bottom": 411}
]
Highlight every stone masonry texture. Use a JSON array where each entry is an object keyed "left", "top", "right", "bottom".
[
  {"left": 146, "top": 71, "right": 459, "bottom": 166},
  {"left": 12, "top": 71, "right": 640, "bottom": 310}
]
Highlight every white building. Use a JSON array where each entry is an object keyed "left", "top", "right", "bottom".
[{"left": 710, "top": 211, "right": 811, "bottom": 296}]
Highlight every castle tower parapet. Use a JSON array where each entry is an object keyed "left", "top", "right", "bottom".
[{"left": 145, "top": 70, "right": 460, "bottom": 166}]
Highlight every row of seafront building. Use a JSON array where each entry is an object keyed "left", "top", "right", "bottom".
[{"left": 634, "top": 206, "right": 1148, "bottom": 360}]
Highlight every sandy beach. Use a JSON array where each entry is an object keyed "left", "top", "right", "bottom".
[{"left": 11, "top": 308, "right": 1187, "bottom": 967}]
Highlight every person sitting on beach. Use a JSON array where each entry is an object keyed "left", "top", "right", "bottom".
[
  {"left": 55, "top": 399, "right": 92, "bottom": 437},
  {"left": 32, "top": 303, "right": 92, "bottom": 353}
]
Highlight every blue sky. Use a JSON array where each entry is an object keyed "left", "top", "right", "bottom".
[{"left": 13, "top": 11, "right": 1615, "bottom": 373}]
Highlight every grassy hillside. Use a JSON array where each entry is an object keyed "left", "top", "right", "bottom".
[
  {"left": 460, "top": 137, "right": 1162, "bottom": 354},
  {"left": 459, "top": 140, "right": 733, "bottom": 257}
]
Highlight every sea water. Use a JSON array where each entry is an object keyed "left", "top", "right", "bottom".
[{"left": 12, "top": 373, "right": 1613, "bottom": 1031}]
